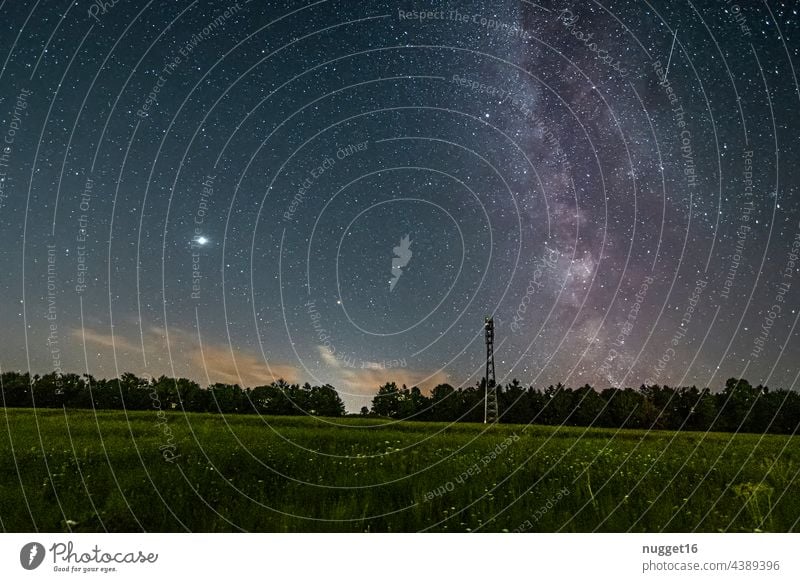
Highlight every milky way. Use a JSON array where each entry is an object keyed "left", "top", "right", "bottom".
[{"left": 0, "top": 0, "right": 798, "bottom": 411}]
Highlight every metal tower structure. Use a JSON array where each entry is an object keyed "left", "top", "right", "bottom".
[{"left": 484, "top": 316, "right": 498, "bottom": 424}]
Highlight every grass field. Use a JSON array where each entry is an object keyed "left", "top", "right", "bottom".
[{"left": 1, "top": 408, "right": 798, "bottom": 532}]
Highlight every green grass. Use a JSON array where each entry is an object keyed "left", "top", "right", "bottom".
[{"left": 1, "top": 408, "right": 798, "bottom": 532}]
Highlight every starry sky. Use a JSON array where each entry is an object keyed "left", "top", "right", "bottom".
[{"left": 0, "top": 0, "right": 798, "bottom": 412}]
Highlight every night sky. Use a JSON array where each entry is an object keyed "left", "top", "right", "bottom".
[{"left": 1, "top": 0, "right": 799, "bottom": 412}]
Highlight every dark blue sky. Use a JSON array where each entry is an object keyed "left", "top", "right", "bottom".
[{"left": 0, "top": 0, "right": 799, "bottom": 411}]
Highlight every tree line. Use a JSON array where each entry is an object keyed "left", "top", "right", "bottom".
[
  {"left": 0, "top": 371, "right": 345, "bottom": 417},
  {"left": 1, "top": 370, "right": 798, "bottom": 434},
  {"left": 368, "top": 378, "right": 800, "bottom": 434}
]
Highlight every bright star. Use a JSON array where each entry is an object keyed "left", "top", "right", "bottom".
[{"left": 195, "top": 236, "right": 208, "bottom": 245}]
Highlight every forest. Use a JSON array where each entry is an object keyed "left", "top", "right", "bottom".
[{"left": 1, "top": 371, "right": 798, "bottom": 434}]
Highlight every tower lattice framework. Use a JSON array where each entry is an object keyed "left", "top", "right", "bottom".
[{"left": 484, "top": 316, "right": 498, "bottom": 424}]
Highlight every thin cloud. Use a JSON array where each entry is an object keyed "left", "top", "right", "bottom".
[
  {"left": 74, "top": 326, "right": 300, "bottom": 386},
  {"left": 316, "top": 345, "right": 450, "bottom": 398}
]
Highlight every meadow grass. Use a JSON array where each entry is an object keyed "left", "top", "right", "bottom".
[{"left": 1, "top": 408, "right": 798, "bottom": 532}]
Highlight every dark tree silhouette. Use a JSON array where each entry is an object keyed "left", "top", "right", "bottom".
[{"left": 1, "top": 369, "right": 798, "bottom": 434}]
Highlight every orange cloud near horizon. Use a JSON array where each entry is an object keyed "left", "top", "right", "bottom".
[
  {"left": 71, "top": 326, "right": 300, "bottom": 387},
  {"left": 68, "top": 327, "right": 453, "bottom": 412}
]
